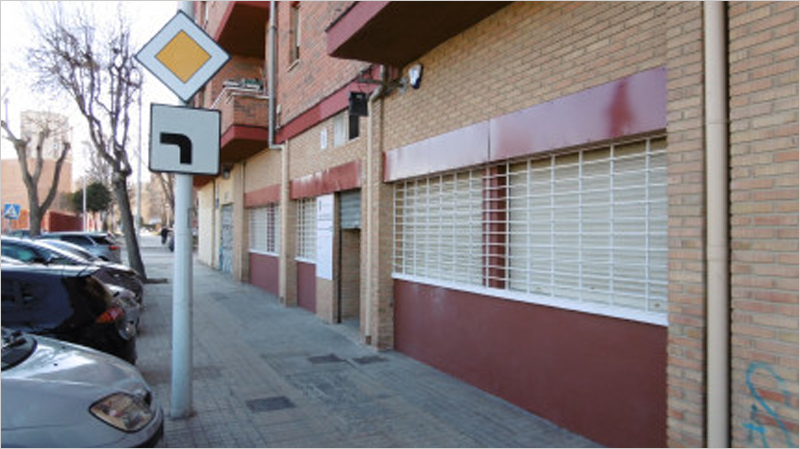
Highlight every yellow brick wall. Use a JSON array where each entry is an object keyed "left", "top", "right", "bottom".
[
  {"left": 287, "top": 116, "right": 367, "bottom": 181},
  {"left": 728, "top": 2, "right": 799, "bottom": 448},
  {"left": 245, "top": 148, "right": 282, "bottom": 194},
  {"left": 664, "top": 2, "right": 707, "bottom": 446},
  {"left": 382, "top": 1, "right": 668, "bottom": 153},
  {"left": 276, "top": 1, "right": 367, "bottom": 125}
]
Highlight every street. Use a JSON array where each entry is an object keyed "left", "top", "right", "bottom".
[{"left": 131, "top": 234, "right": 600, "bottom": 448}]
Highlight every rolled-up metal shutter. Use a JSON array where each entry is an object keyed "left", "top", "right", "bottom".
[
  {"left": 220, "top": 204, "right": 234, "bottom": 274},
  {"left": 339, "top": 190, "right": 361, "bottom": 230}
]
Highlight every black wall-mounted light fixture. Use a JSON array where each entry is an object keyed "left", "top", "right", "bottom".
[
  {"left": 349, "top": 91, "right": 368, "bottom": 117},
  {"left": 221, "top": 164, "right": 234, "bottom": 179}
]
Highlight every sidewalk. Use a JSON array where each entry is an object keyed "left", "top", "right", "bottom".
[{"left": 132, "top": 235, "right": 601, "bottom": 448}]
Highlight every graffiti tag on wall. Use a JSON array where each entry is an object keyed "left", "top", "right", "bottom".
[{"left": 743, "top": 362, "right": 796, "bottom": 448}]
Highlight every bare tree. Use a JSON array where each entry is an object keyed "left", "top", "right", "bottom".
[
  {"left": 26, "top": 3, "right": 147, "bottom": 278},
  {"left": 83, "top": 140, "right": 113, "bottom": 185},
  {"left": 155, "top": 172, "right": 175, "bottom": 226},
  {"left": 0, "top": 110, "right": 71, "bottom": 237}
]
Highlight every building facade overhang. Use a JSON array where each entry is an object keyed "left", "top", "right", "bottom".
[
  {"left": 215, "top": 1, "right": 270, "bottom": 58},
  {"left": 326, "top": 1, "right": 511, "bottom": 67},
  {"left": 221, "top": 124, "right": 269, "bottom": 165},
  {"left": 193, "top": 123, "right": 268, "bottom": 188}
]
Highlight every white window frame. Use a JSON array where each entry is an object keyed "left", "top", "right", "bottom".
[
  {"left": 248, "top": 203, "right": 280, "bottom": 256},
  {"left": 289, "top": 3, "right": 301, "bottom": 64},
  {"left": 393, "top": 169, "right": 485, "bottom": 286},
  {"left": 333, "top": 111, "right": 359, "bottom": 148},
  {"left": 392, "top": 137, "right": 668, "bottom": 326},
  {"left": 296, "top": 197, "right": 316, "bottom": 262},
  {"left": 249, "top": 206, "right": 267, "bottom": 253}
]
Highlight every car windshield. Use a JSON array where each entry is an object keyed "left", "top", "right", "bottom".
[
  {"left": 34, "top": 241, "right": 94, "bottom": 265},
  {"left": 91, "top": 235, "right": 116, "bottom": 245},
  {"left": 2, "top": 328, "right": 37, "bottom": 371},
  {"left": 39, "top": 240, "right": 100, "bottom": 262}
]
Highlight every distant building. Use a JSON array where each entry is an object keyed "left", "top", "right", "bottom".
[{"left": 1, "top": 110, "right": 78, "bottom": 232}]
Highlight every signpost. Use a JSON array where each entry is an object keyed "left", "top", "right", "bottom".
[
  {"left": 3, "top": 203, "right": 21, "bottom": 234},
  {"left": 135, "top": 10, "right": 229, "bottom": 103},
  {"left": 135, "top": 3, "right": 228, "bottom": 419},
  {"left": 3, "top": 203, "right": 21, "bottom": 220},
  {"left": 149, "top": 104, "right": 220, "bottom": 175}
]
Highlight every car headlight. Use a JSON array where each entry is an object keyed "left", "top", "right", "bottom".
[{"left": 90, "top": 393, "right": 154, "bottom": 432}]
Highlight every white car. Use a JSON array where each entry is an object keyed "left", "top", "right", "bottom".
[
  {"left": 1, "top": 328, "right": 163, "bottom": 447},
  {"left": 38, "top": 231, "right": 122, "bottom": 263}
]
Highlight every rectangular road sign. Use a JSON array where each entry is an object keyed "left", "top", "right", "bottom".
[
  {"left": 149, "top": 104, "right": 220, "bottom": 175},
  {"left": 135, "top": 11, "right": 229, "bottom": 102}
]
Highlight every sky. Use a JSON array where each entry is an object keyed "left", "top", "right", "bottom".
[{"left": 0, "top": 1, "right": 181, "bottom": 184}]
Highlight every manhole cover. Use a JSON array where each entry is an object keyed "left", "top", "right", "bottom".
[
  {"left": 308, "top": 354, "right": 344, "bottom": 364},
  {"left": 246, "top": 396, "right": 295, "bottom": 413},
  {"left": 353, "top": 355, "right": 387, "bottom": 365}
]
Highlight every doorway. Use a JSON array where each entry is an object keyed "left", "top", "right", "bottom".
[
  {"left": 338, "top": 190, "right": 361, "bottom": 328},
  {"left": 219, "top": 204, "right": 234, "bottom": 274}
]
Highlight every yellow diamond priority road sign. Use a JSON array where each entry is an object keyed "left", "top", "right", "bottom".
[{"left": 136, "top": 11, "right": 229, "bottom": 102}]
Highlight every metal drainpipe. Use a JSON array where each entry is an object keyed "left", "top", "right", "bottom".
[
  {"left": 704, "top": 2, "right": 730, "bottom": 447},
  {"left": 268, "top": 1, "right": 283, "bottom": 151},
  {"left": 364, "top": 66, "right": 386, "bottom": 345}
]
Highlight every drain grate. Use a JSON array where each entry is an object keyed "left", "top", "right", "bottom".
[
  {"left": 246, "top": 396, "right": 295, "bottom": 413},
  {"left": 308, "top": 354, "right": 344, "bottom": 364},
  {"left": 352, "top": 355, "right": 387, "bottom": 365}
]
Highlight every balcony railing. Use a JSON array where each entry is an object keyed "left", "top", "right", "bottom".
[{"left": 211, "top": 82, "right": 269, "bottom": 134}]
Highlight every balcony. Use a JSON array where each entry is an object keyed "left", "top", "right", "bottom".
[
  {"left": 327, "top": 1, "right": 511, "bottom": 67},
  {"left": 194, "top": 83, "right": 269, "bottom": 188},
  {"left": 212, "top": 82, "right": 270, "bottom": 166},
  {"left": 211, "top": 1, "right": 269, "bottom": 58}
]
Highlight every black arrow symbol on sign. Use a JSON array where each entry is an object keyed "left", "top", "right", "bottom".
[{"left": 160, "top": 132, "right": 192, "bottom": 165}]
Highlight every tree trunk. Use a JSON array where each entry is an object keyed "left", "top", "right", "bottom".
[
  {"left": 28, "top": 204, "right": 43, "bottom": 236},
  {"left": 112, "top": 177, "right": 147, "bottom": 279}
]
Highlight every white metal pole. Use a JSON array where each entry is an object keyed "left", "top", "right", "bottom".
[
  {"left": 136, "top": 85, "right": 142, "bottom": 239},
  {"left": 171, "top": 173, "right": 193, "bottom": 418},
  {"left": 171, "top": 0, "right": 195, "bottom": 420}
]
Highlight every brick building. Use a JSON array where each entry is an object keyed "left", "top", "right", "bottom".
[
  {"left": 191, "top": 2, "right": 798, "bottom": 447},
  {"left": 1, "top": 111, "right": 78, "bottom": 232}
]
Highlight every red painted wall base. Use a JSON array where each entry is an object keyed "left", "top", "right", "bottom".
[
  {"left": 394, "top": 280, "right": 667, "bottom": 448},
  {"left": 249, "top": 253, "right": 279, "bottom": 296},
  {"left": 297, "top": 261, "right": 317, "bottom": 313}
]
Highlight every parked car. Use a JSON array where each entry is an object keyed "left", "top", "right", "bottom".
[
  {"left": 1, "top": 263, "right": 137, "bottom": 363},
  {"left": 1, "top": 328, "right": 163, "bottom": 447},
  {"left": 5, "top": 228, "right": 30, "bottom": 238},
  {"left": 38, "top": 231, "right": 122, "bottom": 263},
  {"left": 40, "top": 237, "right": 105, "bottom": 262},
  {"left": 2, "top": 236, "right": 143, "bottom": 304},
  {"left": 107, "top": 284, "right": 142, "bottom": 331}
]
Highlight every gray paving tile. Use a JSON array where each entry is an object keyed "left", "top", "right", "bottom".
[{"left": 131, "top": 235, "right": 601, "bottom": 448}]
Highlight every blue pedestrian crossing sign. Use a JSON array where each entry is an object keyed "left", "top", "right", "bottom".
[{"left": 3, "top": 203, "right": 21, "bottom": 220}]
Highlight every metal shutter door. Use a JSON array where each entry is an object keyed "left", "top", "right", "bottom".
[{"left": 339, "top": 190, "right": 361, "bottom": 230}]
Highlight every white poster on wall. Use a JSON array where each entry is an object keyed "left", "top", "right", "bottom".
[{"left": 316, "top": 194, "right": 334, "bottom": 280}]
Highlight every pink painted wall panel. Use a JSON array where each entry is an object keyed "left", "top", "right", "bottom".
[
  {"left": 249, "top": 252, "right": 279, "bottom": 296},
  {"left": 489, "top": 67, "right": 667, "bottom": 162},
  {"left": 245, "top": 184, "right": 281, "bottom": 207},
  {"left": 290, "top": 160, "right": 361, "bottom": 200},
  {"left": 383, "top": 68, "right": 667, "bottom": 182},
  {"left": 394, "top": 280, "right": 667, "bottom": 448},
  {"left": 296, "top": 261, "right": 317, "bottom": 313},
  {"left": 383, "top": 121, "right": 489, "bottom": 182}
]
